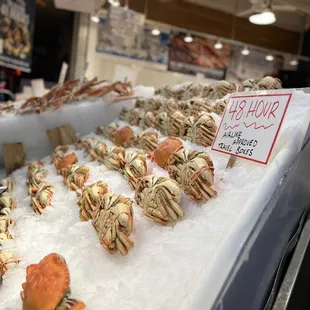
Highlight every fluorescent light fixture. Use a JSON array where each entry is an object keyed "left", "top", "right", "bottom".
[
  {"left": 109, "top": 0, "right": 120, "bottom": 7},
  {"left": 249, "top": 9, "right": 276, "bottom": 25},
  {"left": 91, "top": 16, "right": 100, "bottom": 23},
  {"left": 151, "top": 28, "right": 161, "bottom": 36},
  {"left": 265, "top": 54, "right": 274, "bottom": 61},
  {"left": 214, "top": 40, "right": 223, "bottom": 50},
  {"left": 184, "top": 34, "right": 193, "bottom": 43},
  {"left": 241, "top": 46, "right": 250, "bottom": 56},
  {"left": 290, "top": 59, "right": 298, "bottom": 66}
]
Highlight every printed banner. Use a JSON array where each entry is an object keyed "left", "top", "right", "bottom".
[
  {"left": 0, "top": 0, "right": 35, "bottom": 72},
  {"left": 97, "top": 16, "right": 169, "bottom": 64},
  {"left": 168, "top": 32, "right": 231, "bottom": 80},
  {"left": 211, "top": 92, "right": 292, "bottom": 164}
]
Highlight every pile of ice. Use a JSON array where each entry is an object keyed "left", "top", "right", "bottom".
[{"left": 0, "top": 90, "right": 310, "bottom": 310}]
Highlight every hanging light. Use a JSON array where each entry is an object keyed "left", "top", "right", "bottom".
[
  {"left": 290, "top": 59, "right": 298, "bottom": 66},
  {"left": 214, "top": 40, "right": 223, "bottom": 50},
  {"left": 184, "top": 34, "right": 193, "bottom": 43},
  {"left": 249, "top": 8, "right": 276, "bottom": 25},
  {"left": 109, "top": 0, "right": 120, "bottom": 7},
  {"left": 241, "top": 46, "right": 250, "bottom": 56},
  {"left": 151, "top": 28, "right": 161, "bottom": 36},
  {"left": 265, "top": 54, "right": 274, "bottom": 61},
  {"left": 91, "top": 16, "right": 100, "bottom": 23}
]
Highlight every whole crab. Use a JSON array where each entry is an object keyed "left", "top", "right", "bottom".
[
  {"left": 28, "top": 168, "right": 48, "bottom": 196},
  {"left": 139, "top": 111, "right": 156, "bottom": 129},
  {"left": 87, "top": 81, "right": 133, "bottom": 98},
  {"left": 128, "top": 108, "right": 143, "bottom": 126},
  {"left": 92, "top": 192, "right": 134, "bottom": 255},
  {"left": 193, "top": 113, "right": 217, "bottom": 147},
  {"left": 32, "top": 184, "right": 54, "bottom": 215},
  {"left": 180, "top": 115, "right": 195, "bottom": 142},
  {"left": 119, "top": 107, "right": 129, "bottom": 121},
  {"left": 55, "top": 153, "right": 78, "bottom": 173},
  {"left": 162, "top": 98, "right": 179, "bottom": 116},
  {"left": 207, "top": 81, "right": 237, "bottom": 100},
  {"left": 89, "top": 141, "right": 108, "bottom": 162},
  {"left": 239, "top": 79, "right": 257, "bottom": 92},
  {"left": 0, "top": 216, "right": 15, "bottom": 240},
  {"left": 136, "top": 131, "right": 158, "bottom": 152},
  {"left": 180, "top": 83, "right": 203, "bottom": 100},
  {"left": 103, "top": 146, "right": 125, "bottom": 172},
  {"left": 168, "top": 149, "right": 217, "bottom": 201},
  {"left": 190, "top": 98, "right": 213, "bottom": 116},
  {"left": 0, "top": 178, "right": 14, "bottom": 193},
  {"left": 1, "top": 251, "right": 20, "bottom": 283},
  {"left": 121, "top": 152, "right": 147, "bottom": 190},
  {"left": 213, "top": 99, "right": 227, "bottom": 115},
  {"left": 113, "top": 126, "right": 136, "bottom": 147},
  {"left": 154, "top": 111, "right": 170, "bottom": 135},
  {"left": 21, "top": 253, "right": 86, "bottom": 310},
  {"left": 135, "top": 175, "right": 184, "bottom": 225},
  {"left": 98, "top": 122, "right": 119, "bottom": 140},
  {"left": 149, "top": 137, "right": 183, "bottom": 169},
  {"left": 255, "top": 76, "right": 282, "bottom": 90},
  {"left": 78, "top": 181, "right": 109, "bottom": 221},
  {"left": 51, "top": 146, "right": 69, "bottom": 165},
  {"left": 0, "top": 192, "right": 17, "bottom": 215},
  {"left": 144, "top": 97, "right": 161, "bottom": 113},
  {"left": 169, "top": 111, "right": 186, "bottom": 137},
  {"left": 27, "top": 161, "right": 44, "bottom": 182},
  {"left": 62, "top": 165, "right": 89, "bottom": 191},
  {"left": 135, "top": 98, "right": 145, "bottom": 108}
]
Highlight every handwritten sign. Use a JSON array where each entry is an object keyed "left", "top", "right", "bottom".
[{"left": 211, "top": 93, "right": 292, "bottom": 164}]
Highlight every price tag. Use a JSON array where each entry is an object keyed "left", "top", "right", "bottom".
[{"left": 211, "top": 92, "right": 293, "bottom": 164}]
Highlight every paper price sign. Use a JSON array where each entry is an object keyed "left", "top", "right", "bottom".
[{"left": 211, "top": 92, "right": 292, "bottom": 164}]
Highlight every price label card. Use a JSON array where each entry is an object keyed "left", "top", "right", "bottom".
[{"left": 211, "top": 92, "right": 293, "bottom": 164}]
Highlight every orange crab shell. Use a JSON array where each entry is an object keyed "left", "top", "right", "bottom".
[
  {"left": 55, "top": 153, "right": 78, "bottom": 172},
  {"left": 21, "top": 253, "right": 70, "bottom": 310},
  {"left": 150, "top": 137, "right": 183, "bottom": 169},
  {"left": 113, "top": 126, "right": 134, "bottom": 147}
]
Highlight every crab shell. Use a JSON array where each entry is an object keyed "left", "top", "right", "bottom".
[
  {"left": 168, "top": 149, "right": 217, "bottom": 202},
  {"left": 169, "top": 111, "right": 186, "bottom": 137},
  {"left": 255, "top": 76, "right": 282, "bottom": 90},
  {"left": 0, "top": 192, "right": 17, "bottom": 216},
  {"left": 27, "top": 161, "right": 44, "bottom": 182},
  {"left": 181, "top": 83, "right": 203, "bottom": 100},
  {"left": 239, "top": 78, "right": 257, "bottom": 92},
  {"left": 92, "top": 193, "right": 134, "bottom": 255},
  {"left": 103, "top": 146, "right": 126, "bottom": 172},
  {"left": 180, "top": 115, "right": 195, "bottom": 142},
  {"left": 213, "top": 100, "right": 227, "bottom": 115},
  {"left": 144, "top": 98, "right": 161, "bottom": 113},
  {"left": 128, "top": 108, "right": 143, "bottom": 126},
  {"left": 140, "top": 111, "right": 156, "bottom": 129},
  {"left": 113, "top": 126, "right": 136, "bottom": 147},
  {"left": 190, "top": 98, "right": 213, "bottom": 116},
  {"left": 150, "top": 137, "right": 183, "bottom": 169},
  {"left": 101, "top": 122, "right": 119, "bottom": 140},
  {"left": 78, "top": 181, "right": 109, "bottom": 221},
  {"left": 21, "top": 253, "right": 86, "bottom": 310},
  {"left": 0, "top": 216, "right": 15, "bottom": 240},
  {"left": 193, "top": 113, "right": 217, "bottom": 147},
  {"left": 55, "top": 153, "right": 78, "bottom": 172},
  {"left": 208, "top": 81, "right": 236, "bottom": 100},
  {"left": 154, "top": 111, "right": 170, "bottom": 135},
  {"left": 32, "top": 184, "right": 54, "bottom": 215},
  {"left": 135, "top": 175, "right": 184, "bottom": 225},
  {"left": 136, "top": 131, "right": 158, "bottom": 152},
  {"left": 162, "top": 98, "right": 179, "bottom": 116},
  {"left": 28, "top": 169, "right": 48, "bottom": 196},
  {"left": 63, "top": 165, "right": 90, "bottom": 191},
  {"left": 89, "top": 141, "right": 108, "bottom": 162},
  {"left": 122, "top": 152, "right": 147, "bottom": 190}
]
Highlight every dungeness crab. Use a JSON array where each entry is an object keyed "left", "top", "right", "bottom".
[
  {"left": 154, "top": 111, "right": 170, "bottom": 136},
  {"left": 21, "top": 253, "right": 86, "bottom": 310},
  {"left": 255, "top": 76, "right": 282, "bottom": 90},
  {"left": 192, "top": 113, "right": 217, "bottom": 147},
  {"left": 55, "top": 153, "right": 78, "bottom": 173},
  {"left": 0, "top": 216, "right": 15, "bottom": 240},
  {"left": 62, "top": 165, "right": 89, "bottom": 191},
  {"left": 169, "top": 111, "right": 186, "bottom": 137},
  {"left": 113, "top": 126, "right": 136, "bottom": 148},
  {"left": 1, "top": 251, "right": 20, "bottom": 284},
  {"left": 140, "top": 111, "right": 156, "bottom": 129},
  {"left": 0, "top": 192, "right": 17, "bottom": 216},
  {"left": 89, "top": 141, "right": 108, "bottom": 163},
  {"left": 0, "top": 178, "right": 14, "bottom": 193},
  {"left": 168, "top": 149, "right": 217, "bottom": 201},
  {"left": 97, "top": 122, "right": 119, "bottom": 140},
  {"left": 136, "top": 131, "right": 158, "bottom": 152},
  {"left": 28, "top": 168, "right": 48, "bottom": 196},
  {"left": 32, "top": 184, "right": 54, "bottom": 215},
  {"left": 135, "top": 175, "right": 184, "bottom": 225},
  {"left": 93, "top": 192, "right": 134, "bottom": 255},
  {"left": 103, "top": 146, "right": 125, "bottom": 172}
]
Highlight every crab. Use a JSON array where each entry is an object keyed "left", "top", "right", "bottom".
[
  {"left": 78, "top": 138, "right": 97, "bottom": 155},
  {"left": 207, "top": 81, "right": 237, "bottom": 100},
  {"left": 255, "top": 76, "right": 282, "bottom": 90},
  {"left": 28, "top": 168, "right": 48, "bottom": 196},
  {"left": 148, "top": 137, "right": 183, "bottom": 169},
  {"left": 89, "top": 141, "right": 108, "bottom": 162},
  {"left": 27, "top": 161, "right": 44, "bottom": 182},
  {"left": 21, "top": 253, "right": 86, "bottom": 310},
  {"left": 98, "top": 122, "right": 119, "bottom": 140},
  {"left": 180, "top": 115, "right": 195, "bottom": 142},
  {"left": 92, "top": 192, "right": 134, "bottom": 255},
  {"left": 193, "top": 113, "right": 217, "bottom": 147},
  {"left": 0, "top": 216, "right": 15, "bottom": 240},
  {"left": 103, "top": 146, "right": 125, "bottom": 172},
  {"left": 136, "top": 131, "right": 158, "bottom": 152},
  {"left": 62, "top": 165, "right": 89, "bottom": 191},
  {"left": 190, "top": 98, "right": 213, "bottom": 116},
  {"left": 78, "top": 181, "right": 109, "bottom": 221},
  {"left": 239, "top": 78, "right": 257, "bottom": 92},
  {"left": 135, "top": 98, "right": 145, "bottom": 108},
  {"left": 168, "top": 149, "right": 217, "bottom": 202},
  {"left": 162, "top": 97, "right": 179, "bottom": 116},
  {"left": 154, "top": 111, "right": 170, "bottom": 136},
  {"left": 119, "top": 107, "right": 129, "bottom": 121},
  {"left": 180, "top": 83, "right": 203, "bottom": 100},
  {"left": 113, "top": 126, "right": 136, "bottom": 147},
  {"left": 144, "top": 97, "right": 161, "bottom": 113},
  {"left": 0, "top": 192, "right": 17, "bottom": 215},
  {"left": 213, "top": 99, "right": 227, "bottom": 115},
  {"left": 169, "top": 111, "right": 186, "bottom": 137},
  {"left": 87, "top": 81, "right": 133, "bottom": 98},
  {"left": 121, "top": 152, "right": 147, "bottom": 190},
  {"left": 55, "top": 153, "right": 78, "bottom": 173},
  {"left": 0, "top": 177, "right": 14, "bottom": 193},
  {"left": 1, "top": 250, "right": 20, "bottom": 283},
  {"left": 51, "top": 145, "right": 69, "bottom": 165},
  {"left": 135, "top": 175, "right": 184, "bottom": 225},
  {"left": 128, "top": 108, "right": 143, "bottom": 126},
  {"left": 32, "top": 184, "right": 54, "bottom": 215},
  {"left": 140, "top": 111, "right": 156, "bottom": 129}
]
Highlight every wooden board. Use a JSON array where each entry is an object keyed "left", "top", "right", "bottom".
[{"left": 3, "top": 143, "right": 26, "bottom": 175}]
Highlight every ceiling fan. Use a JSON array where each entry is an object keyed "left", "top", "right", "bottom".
[{"left": 237, "top": 0, "right": 296, "bottom": 17}]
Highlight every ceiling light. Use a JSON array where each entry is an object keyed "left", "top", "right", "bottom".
[
  {"left": 241, "top": 46, "right": 250, "bottom": 56},
  {"left": 249, "top": 8, "right": 276, "bottom": 25},
  {"left": 265, "top": 54, "right": 274, "bottom": 61},
  {"left": 214, "top": 40, "right": 223, "bottom": 50},
  {"left": 109, "top": 0, "right": 120, "bottom": 7},
  {"left": 290, "top": 59, "right": 298, "bottom": 66},
  {"left": 91, "top": 16, "right": 100, "bottom": 23},
  {"left": 184, "top": 34, "right": 193, "bottom": 43},
  {"left": 151, "top": 28, "right": 161, "bottom": 36}
]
